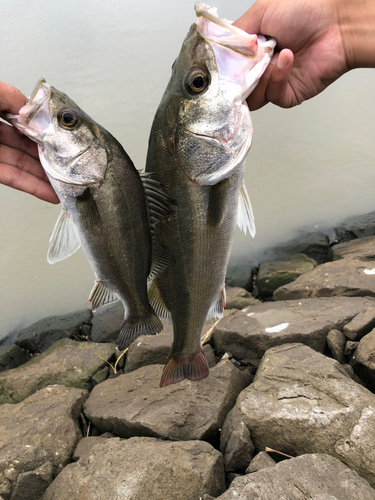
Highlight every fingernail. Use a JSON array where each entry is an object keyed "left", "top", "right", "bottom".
[
  {"left": 277, "top": 54, "right": 288, "bottom": 69},
  {"left": 270, "top": 53, "right": 278, "bottom": 66}
]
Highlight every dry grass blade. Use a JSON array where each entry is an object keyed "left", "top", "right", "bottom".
[{"left": 265, "top": 447, "right": 293, "bottom": 459}]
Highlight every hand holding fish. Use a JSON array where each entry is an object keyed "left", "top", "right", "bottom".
[
  {"left": 234, "top": 0, "right": 375, "bottom": 110},
  {"left": 0, "top": 81, "right": 58, "bottom": 204}
]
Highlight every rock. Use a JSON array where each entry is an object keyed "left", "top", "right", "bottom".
[
  {"left": 335, "top": 211, "right": 375, "bottom": 242},
  {"left": 91, "top": 366, "right": 109, "bottom": 387},
  {"left": 124, "top": 323, "right": 217, "bottom": 374},
  {"left": 331, "top": 235, "right": 375, "bottom": 261},
  {"left": 257, "top": 254, "right": 317, "bottom": 298},
  {"left": 203, "top": 344, "right": 216, "bottom": 368},
  {"left": 0, "top": 345, "right": 29, "bottom": 372},
  {"left": 246, "top": 452, "right": 276, "bottom": 474},
  {"left": 9, "top": 462, "right": 53, "bottom": 500},
  {"left": 327, "top": 329, "right": 346, "bottom": 363},
  {"left": 14, "top": 310, "right": 92, "bottom": 354},
  {"left": 84, "top": 360, "right": 251, "bottom": 442},
  {"left": 226, "top": 255, "right": 257, "bottom": 291},
  {"left": 215, "top": 454, "right": 375, "bottom": 499},
  {"left": 274, "top": 258, "right": 375, "bottom": 300},
  {"left": 42, "top": 437, "right": 226, "bottom": 500},
  {"left": 89, "top": 302, "right": 123, "bottom": 343},
  {"left": 343, "top": 308, "right": 375, "bottom": 341},
  {"left": 0, "top": 339, "right": 115, "bottom": 404},
  {"left": 225, "top": 287, "right": 260, "bottom": 309},
  {"left": 223, "top": 421, "right": 255, "bottom": 472},
  {"left": 212, "top": 296, "right": 375, "bottom": 360},
  {"left": 263, "top": 232, "right": 330, "bottom": 264},
  {"left": 71, "top": 436, "right": 108, "bottom": 461},
  {"left": 124, "top": 329, "right": 172, "bottom": 373},
  {"left": 353, "top": 329, "right": 375, "bottom": 391},
  {"left": 0, "top": 385, "right": 87, "bottom": 499},
  {"left": 345, "top": 340, "right": 359, "bottom": 356},
  {"left": 223, "top": 343, "right": 375, "bottom": 487}
]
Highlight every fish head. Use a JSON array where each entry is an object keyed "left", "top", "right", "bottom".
[
  {"left": 159, "top": 3, "right": 276, "bottom": 185},
  {"left": 8, "top": 78, "right": 108, "bottom": 188}
]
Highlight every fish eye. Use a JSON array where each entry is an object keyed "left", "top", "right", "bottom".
[
  {"left": 185, "top": 68, "right": 209, "bottom": 95},
  {"left": 58, "top": 109, "right": 79, "bottom": 129}
]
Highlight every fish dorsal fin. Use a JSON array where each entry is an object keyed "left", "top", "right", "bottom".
[
  {"left": 237, "top": 181, "right": 256, "bottom": 237},
  {"left": 87, "top": 280, "right": 119, "bottom": 312},
  {"left": 140, "top": 172, "right": 175, "bottom": 229},
  {"left": 148, "top": 279, "right": 172, "bottom": 323},
  {"left": 47, "top": 209, "right": 81, "bottom": 264},
  {"left": 206, "top": 286, "right": 226, "bottom": 320}
]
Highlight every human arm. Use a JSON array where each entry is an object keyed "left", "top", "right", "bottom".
[
  {"left": 234, "top": 0, "right": 375, "bottom": 110},
  {"left": 0, "top": 82, "right": 59, "bottom": 203}
]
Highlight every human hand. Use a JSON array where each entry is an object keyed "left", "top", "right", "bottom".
[
  {"left": 0, "top": 82, "right": 59, "bottom": 203},
  {"left": 234, "top": 0, "right": 355, "bottom": 109}
]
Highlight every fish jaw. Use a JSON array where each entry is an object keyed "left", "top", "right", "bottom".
[
  {"left": 6, "top": 78, "right": 52, "bottom": 145},
  {"left": 195, "top": 3, "right": 276, "bottom": 100}
]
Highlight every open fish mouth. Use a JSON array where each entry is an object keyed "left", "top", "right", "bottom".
[{"left": 19, "top": 78, "right": 51, "bottom": 124}]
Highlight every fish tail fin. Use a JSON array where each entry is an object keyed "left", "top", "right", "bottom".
[
  {"left": 159, "top": 346, "right": 209, "bottom": 387},
  {"left": 117, "top": 310, "right": 163, "bottom": 350}
]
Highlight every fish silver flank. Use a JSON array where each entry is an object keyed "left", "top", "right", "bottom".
[
  {"left": 146, "top": 4, "right": 275, "bottom": 386},
  {"left": 8, "top": 79, "right": 174, "bottom": 348}
]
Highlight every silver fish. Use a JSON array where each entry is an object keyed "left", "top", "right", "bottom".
[
  {"left": 146, "top": 4, "right": 275, "bottom": 386},
  {"left": 8, "top": 78, "right": 173, "bottom": 348}
]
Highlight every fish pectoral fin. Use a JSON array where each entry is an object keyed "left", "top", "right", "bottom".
[
  {"left": 87, "top": 281, "right": 119, "bottom": 312},
  {"left": 117, "top": 310, "right": 163, "bottom": 350},
  {"left": 140, "top": 172, "right": 176, "bottom": 227},
  {"left": 47, "top": 209, "right": 81, "bottom": 264},
  {"left": 237, "top": 181, "right": 256, "bottom": 237},
  {"left": 159, "top": 346, "right": 209, "bottom": 387},
  {"left": 148, "top": 243, "right": 174, "bottom": 281},
  {"left": 148, "top": 279, "right": 172, "bottom": 323},
  {"left": 206, "top": 286, "right": 226, "bottom": 321}
]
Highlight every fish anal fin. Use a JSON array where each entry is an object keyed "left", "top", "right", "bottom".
[
  {"left": 47, "top": 209, "right": 81, "bottom": 264},
  {"left": 87, "top": 281, "right": 119, "bottom": 312},
  {"left": 148, "top": 279, "right": 172, "bottom": 322},
  {"left": 117, "top": 311, "right": 163, "bottom": 350},
  {"left": 159, "top": 346, "right": 209, "bottom": 387},
  {"left": 237, "top": 181, "right": 256, "bottom": 237},
  {"left": 206, "top": 286, "right": 226, "bottom": 321},
  {"left": 148, "top": 243, "right": 174, "bottom": 281}
]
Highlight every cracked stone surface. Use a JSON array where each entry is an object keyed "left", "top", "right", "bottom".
[
  {"left": 221, "top": 343, "right": 375, "bottom": 487},
  {"left": 0, "top": 339, "right": 115, "bottom": 404},
  {"left": 215, "top": 454, "right": 375, "bottom": 499},
  {"left": 327, "top": 329, "right": 346, "bottom": 363},
  {"left": 42, "top": 437, "right": 226, "bottom": 500},
  {"left": 84, "top": 360, "right": 252, "bottom": 441},
  {"left": 212, "top": 296, "right": 375, "bottom": 359},
  {"left": 246, "top": 452, "right": 276, "bottom": 474},
  {"left": 273, "top": 258, "right": 375, "bottom": 300},
  {"left": 334, "top": 211, "right": 375, "bottom": 242},
  {"left": 0, "top": 385, "right": 87, "bottom": 500}
]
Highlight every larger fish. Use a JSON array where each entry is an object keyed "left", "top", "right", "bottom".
[
  {"left": 8, "top": 79, "right": 173, "bottom": 347},
  {"left": 146, "top": 4, "right": 275, "bottom": 386}
]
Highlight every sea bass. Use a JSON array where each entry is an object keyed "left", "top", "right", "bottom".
[
  {"left": 146, "top": 4, "right": 275, "bottom": 386},
  {"left": 8, "top": 78, "right": 173, "bottom": 348}
]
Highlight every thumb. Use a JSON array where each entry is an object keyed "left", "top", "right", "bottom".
[{"left": 0, "top": 82, "right": 28, "bottom": 115}]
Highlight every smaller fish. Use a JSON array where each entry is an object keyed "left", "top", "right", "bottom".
[{"left": 7, "top": 78, "right": 174, "bottom": 349}]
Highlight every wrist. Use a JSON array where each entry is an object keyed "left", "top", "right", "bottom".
[{"left": 337, "top": 0, "right": 375, "bottom": 69}]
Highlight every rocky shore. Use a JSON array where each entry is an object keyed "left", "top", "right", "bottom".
[{"left": 2, "top": 211, "right": 375, "bottom": 499}]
